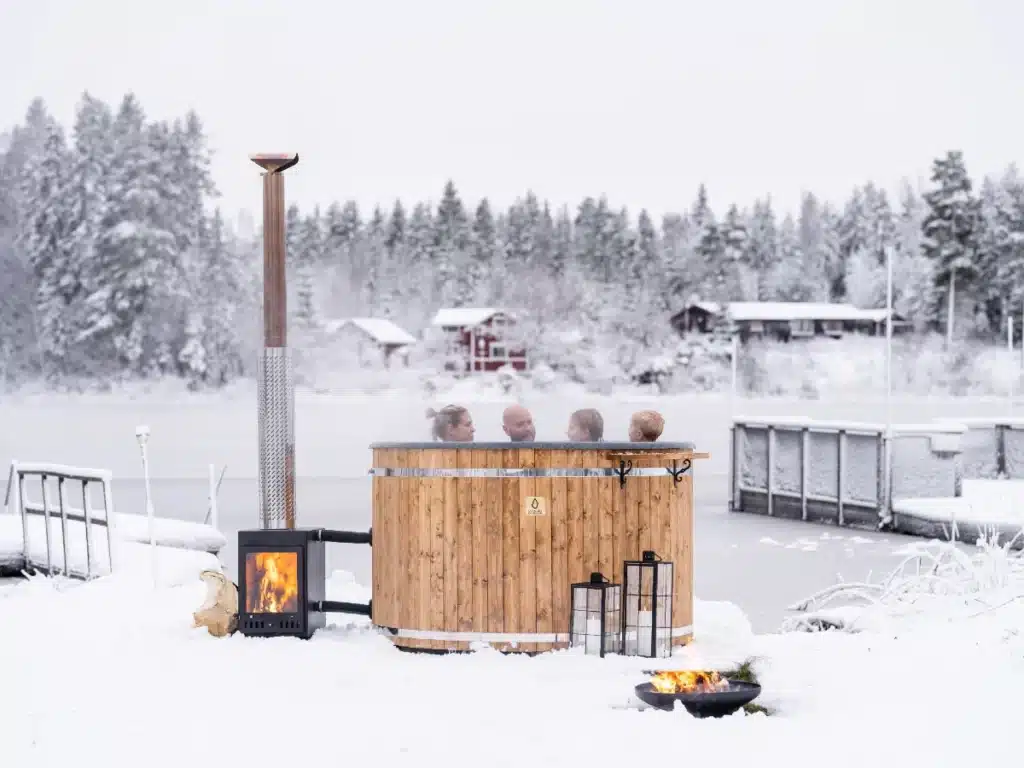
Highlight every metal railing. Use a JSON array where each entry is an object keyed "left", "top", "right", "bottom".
[
  {"left": 4, "top": 461, "right": 117, "bottom": 579},
  {"left": 730, "top": 419, "right": 964, "bottom": 529},
  {"left": 932, "top": 418, "right": 1024, "bottom": 479}
]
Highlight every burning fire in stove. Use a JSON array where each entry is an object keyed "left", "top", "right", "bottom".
[
  {"left": 245, "top": 551, "right": 299, "bottom": 613},
  {"left": 649, "top": 670, "right": 731, "bottom": 694}
]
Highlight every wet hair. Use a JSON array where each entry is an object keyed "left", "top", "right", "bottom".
[
  {"left": 570, "top": 408, "right": 604, "bottom": 441},
  {"left": 426, "top": 404, "right": 469, "bottom": 441},
  {"left": 631, "top": 410, "right": 665, "bottom": 441}
]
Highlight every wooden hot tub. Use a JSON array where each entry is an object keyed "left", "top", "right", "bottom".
[{"left": 368, "top": 442, "right": 705, "bottom": 653}]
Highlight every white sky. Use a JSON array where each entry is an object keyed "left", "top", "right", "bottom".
[{"left": 2, "top": 0, "right": 1022, "bottom": 223}]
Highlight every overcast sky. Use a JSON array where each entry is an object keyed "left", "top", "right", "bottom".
[{"left": 2, "top": 0, "right": 1021, "bottom": 223}]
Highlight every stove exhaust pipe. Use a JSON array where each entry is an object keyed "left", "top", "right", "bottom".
[{"left": 251, "top": 153, "right": 300, "bottom": 530}]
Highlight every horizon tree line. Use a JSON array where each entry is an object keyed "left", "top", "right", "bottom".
[{"left": 1, "top": 93, "right": 1023, "bottom": 387}]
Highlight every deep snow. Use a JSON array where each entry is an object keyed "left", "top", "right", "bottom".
[{"left": 0, "top": 545, "right": 1020, "bottom": 766}]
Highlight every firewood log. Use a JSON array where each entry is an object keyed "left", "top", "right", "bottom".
[{"left": 193, "top": 569, "right": 238, "bottom": 637}]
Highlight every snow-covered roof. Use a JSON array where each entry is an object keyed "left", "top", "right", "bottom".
[
  {"left": 430, "top": 307, "right": 515, "bottom": 328},
  {"left": 324, "top": 317, "right": 417, "bottom": 346},
  {"left": 680, "top": 301, "right": 909, "bottom": 323},
  {"left": 725, "top": 302, "right": 866, "bottom": 322}
]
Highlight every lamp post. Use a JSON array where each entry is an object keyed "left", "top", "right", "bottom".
[
  {"left": 251, "top": 153, "right": 299, "bottom": 530},
  {"left": 883, "top": 245, "right": 894, "bottom": 524}
]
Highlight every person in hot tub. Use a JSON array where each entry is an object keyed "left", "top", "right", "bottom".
[
  {"left": 567, "top": 408, "right": 604, "bottom": 442},
  {"left": 426, "top": 404, "right": 475, "bottom": 442},
  {"left": 628, "top": 410, "right": 664, "bottom": 442},
  {"left": 502, "top": 404, "right": 536, "bottom": 442}
]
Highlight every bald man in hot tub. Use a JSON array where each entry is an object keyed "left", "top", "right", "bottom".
[{"left": 502, "top": 404, "right": 536, "bottom": 442}]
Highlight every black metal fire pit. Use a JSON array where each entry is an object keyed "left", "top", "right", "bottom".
[{"left": 634, "top": 680, "right": 762, "bottom": 718}]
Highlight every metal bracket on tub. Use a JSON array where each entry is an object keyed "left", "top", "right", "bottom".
[
  {"left": 667, "top": 458, "right": 692, "bottom": 484},
  {"left": 614, "top": 459, "right": 633, "bottom": 489}
]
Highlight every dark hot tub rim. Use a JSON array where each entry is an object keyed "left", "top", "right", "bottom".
[{"left": 369, "top": 441, "right": 697, "bottom": 450}]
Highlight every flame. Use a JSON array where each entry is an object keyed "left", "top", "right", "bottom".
[
  {"left": 650, "top": 670, "right": 730, "bottom": 694},
  {"left": 245, "top": 551, "right": 299, "bottom": 613}
]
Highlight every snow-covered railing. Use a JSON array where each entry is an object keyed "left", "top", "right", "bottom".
[
  {"left": 4, "top": 461, "right": 117, "bottom": 579},
  {"left": 730, "top": 419, "right": 965, "bottom": 528},
  {"left": 932, "top": 417, "right": 1024, "bottom": 480}
]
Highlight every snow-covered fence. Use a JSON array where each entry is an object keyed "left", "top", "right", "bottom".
[
  {"left": 4, "top": 461, "right": 117, "bottom": 579},
  {"left": 932, "top": 418, "right": 1024, "bottom": 480},
  {"left": 730, "top": 419, "right": 965, "bottom": 528}
]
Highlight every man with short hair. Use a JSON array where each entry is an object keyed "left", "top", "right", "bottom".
[
  {"left": 567, "top": 408, "right": 604, "bottom": 441},
  {"left": 628, "top": 410, "right": 664, "bottom": 442},
  {"left": 502, "top": 404, "right": 536, "bottom": 442}
]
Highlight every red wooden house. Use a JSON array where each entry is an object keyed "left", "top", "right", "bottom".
[{"left": 430, "top": 307, "right": 529, "bottom": 373}]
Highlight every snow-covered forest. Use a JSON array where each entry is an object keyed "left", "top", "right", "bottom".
[{"left": 2, "top": 92, "right": 1024, "bottom": 393}]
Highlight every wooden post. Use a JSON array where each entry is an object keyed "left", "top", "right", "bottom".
[{"left": 251, "top": 153, "right": 299, "bottom": 530}]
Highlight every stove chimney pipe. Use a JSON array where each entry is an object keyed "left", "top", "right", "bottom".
[{"left": 250, "top": 153, "right": 299, "bottom": 530}]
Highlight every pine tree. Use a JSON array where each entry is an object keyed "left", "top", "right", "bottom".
[
  {"left": 921, "top": 150, "right": 980, "bottom": 336},
  {"left": 470, "top": 198, "right": 499, "bottom": 297},
  {"left": 769, "top": 214, "right": 817, "bottom": 301},
  {"left": 862, "top": 183, "right": 897, "bottom": 264},
  {"left": 835, "top": 188, "right": 870, "bottom": 297},
  {"left": 796, "top": 193, "right": 835, "bottom": 301},
  {"left": 893, "top": 182, "right": 933, "bottom": 328},
  {"left": 718, "top": 205, "right": 748, "bottom": 301},
  {"left": 741, "top": 198, "right": 778, "bottom": 300},
  {"left": 293, "top": 209, "right": 322, "bottom": 329},
  {"left": 550, "top": 204, "right": 573, "bottom": 280},
  {"left": 64, "top": 93, "right": 113, "bottom": 301},
  {"left": 385, "top": 199, "right": 406, "bottom": 254},
  {"left": 179, "top": 210, "right": 250, "bottom": 386},
  {"left": 361, "top": 206, "right": 388, "bottom": 312},
  {"left": 433, "top": 180, "right": 471, "bottom": 304},
  {"left": 18, "top": 120, "right": 75, "bottom": 374}
]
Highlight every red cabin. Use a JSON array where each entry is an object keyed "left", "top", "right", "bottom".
[{"left": 430, "top": 308, "right": 529, "bottom": 373}]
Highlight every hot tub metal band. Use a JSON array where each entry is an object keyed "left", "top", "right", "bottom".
[
  {"left": 380, "top": 625, "right": 694, "bottom": 644},
  {"left": 367, "top": 467, "right": 692, "bottom": 478}
]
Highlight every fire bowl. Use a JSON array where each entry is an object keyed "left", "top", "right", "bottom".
[{"left": 634, "top": 680, "right": 762, "bottom": 718}]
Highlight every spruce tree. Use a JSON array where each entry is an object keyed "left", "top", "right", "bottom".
[
  {"left": 433, "top": 180, "right": 471, "bottom": 304},
  {"left": 921, "top": 150, "right": 979, "bottom": 336},
  {"left": 19, "top": 120, "right": 75, "bottom": 374}
]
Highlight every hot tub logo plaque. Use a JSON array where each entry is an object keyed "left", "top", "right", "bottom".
[{"left": 525, "top": 496, "right": 547, "bottom": 517}]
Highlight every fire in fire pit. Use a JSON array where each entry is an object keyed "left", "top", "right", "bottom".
[
  {"left": 635, "top": 670, "right": 761, "bottom": 717},
  {"left": 651, "top": 670, "right": 730, "bottom": 694}
]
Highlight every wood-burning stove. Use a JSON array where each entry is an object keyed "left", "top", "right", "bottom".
[
  {"left": 238, "top": 529, "right": 326, "bottom": 638},
  {"left": 237, "top": 528, "right": 373, "bottom": 640}
]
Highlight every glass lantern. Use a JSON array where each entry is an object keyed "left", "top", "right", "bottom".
[
  {"left": 568, "top": 572, "right": 622, "bottom": 657},
  {"left": 622, "top": 550, "right": 673, "bottom": 658}
]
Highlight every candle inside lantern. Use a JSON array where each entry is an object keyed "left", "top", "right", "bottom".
[
  {"left": 639, "top": 609, "right": 652, "bottom": 652},
  {"left": 586, "top": 616, "right": 601, "bottom": 653}
]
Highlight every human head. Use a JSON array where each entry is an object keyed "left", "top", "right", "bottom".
[
  {"left": 567, "top": 408, "right": 604, "bottom": 441},
  {"left": 427, "top": 404, "right": 475, "bottom": 442},
  {"left": 502, "top": 404, "right": 536, "bottom": 442},
  {"left": 628, "top": 410, "right": 664, "bottom": 442}
]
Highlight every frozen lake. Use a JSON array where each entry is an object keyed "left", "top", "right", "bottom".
[{"left": 1, "top": 390, "right": 989, "bottom": 633}]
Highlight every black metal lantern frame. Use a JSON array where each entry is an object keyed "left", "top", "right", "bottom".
[
  {"left": 622, "top": 550, "right": 673, "bottom": 658},
  {"left": 569, "top": 572, "right": 622, "bottom": 657}
]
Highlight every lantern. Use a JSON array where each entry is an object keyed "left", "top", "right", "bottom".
[
  {"left": 568, "top": 572, "right": 622, "bottom": 657},
  {"left": 622, "top": 550, "right": 673, "bottom": 658}
]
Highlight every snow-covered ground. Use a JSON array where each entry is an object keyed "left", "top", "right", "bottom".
[
  {"left": 0, "top": 507, "right": 225, "bottom": 577},
  {"left": 0, "top": 542, "right": 1020, "bottom": 766}
]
